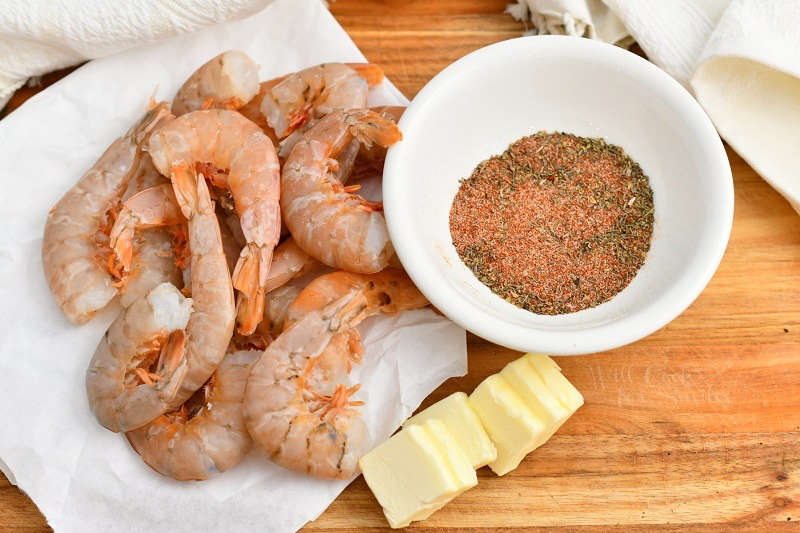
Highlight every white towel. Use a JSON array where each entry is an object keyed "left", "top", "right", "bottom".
[
  {"left": 505, "top": 0, "right": 631, "bottom": 44},
  {"left": 0, "top": 0, "right": 274, "bottom": 110},
  {"left": 508, "top": 0, "right": 800, "bottom": 214},
  {"left": 691, "top": 0, "right": 800, "bottom": 213}
]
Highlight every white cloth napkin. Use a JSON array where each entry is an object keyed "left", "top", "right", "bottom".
[
  {"left": 0, "top": 0, "right": 275, "bottom": 110},
  {"left": 690, "top": 0, "right": 800, "bottom": 213},
  {"left": 506, "top": 0, "right": 630, "bottom": 44},
  {"left": 0, "top": 0, "right": 468, "bottom": 531},
  {"left": 507, "top": 0, "right": 800, "bottom": 214}
]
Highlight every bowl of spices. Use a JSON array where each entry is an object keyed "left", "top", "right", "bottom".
[{"left": 384, "top": 36, "right": 733, "bottom": 355}]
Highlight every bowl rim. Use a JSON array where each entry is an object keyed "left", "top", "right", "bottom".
[{"left": 383, "top": 35, "right": 734, "bottom": 355}]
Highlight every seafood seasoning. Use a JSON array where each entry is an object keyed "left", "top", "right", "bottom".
[{"left": 449, "top": 131, "right": 654, "bottom": 315}]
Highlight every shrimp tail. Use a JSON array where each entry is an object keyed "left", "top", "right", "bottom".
[
  {"left": 232, "top": 243, "right": 272, "bottom": 336},
  {"left": 346, "top": 63, "right": 384, "bottom": 87},
  {"left": 171, "top": 161, "right": 199, "bottom": 218},
  {"left": 158, "top": 329, "right": 187, "bottom": 374},
  {"left": 344, "top": 110, "right": 403, "bottom": 150},
  {"left": 109, "top": 210, "right": 136, "bottom": 271},
  {"left": 194, "top": 174, "right": 216, "bottom": 216}
]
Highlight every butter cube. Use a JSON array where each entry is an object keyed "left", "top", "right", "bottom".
[
  {"left": 470, "top": 355, "right": 584, "bottom": 476},
  {"left": 468, "top": 374, "right": 547, "bottom": 475},
  {"left": 500, "top": 354, "right": 582, "bottom": 440},
  {"left": 404, "top": 392, "right": 497, "bottom": 468},
  {"left": 525, "top": 353, "right": 584, "bottom": 414},
  {"left": 359, "top": 419, "right": 477, "bottom": 528}
]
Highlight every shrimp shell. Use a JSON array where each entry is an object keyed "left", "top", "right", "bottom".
[
  {"left": 244, "top": 300, "right": 363, "bottom": 479},
  {"left": 262, "top": 63, "right": 368, "bottom": 138}
]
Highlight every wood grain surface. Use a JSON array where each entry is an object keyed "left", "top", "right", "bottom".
[{"left": 2, "top": 0, "right": 799, "bottom": 531}]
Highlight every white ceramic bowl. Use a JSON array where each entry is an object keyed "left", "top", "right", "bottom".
[{"left": 383, "top": 36, "right": 733, "bottom": 355}]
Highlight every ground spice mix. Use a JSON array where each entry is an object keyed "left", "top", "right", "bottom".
[{"left": 449, "top": 131, "right": 654, "bottom": 315}]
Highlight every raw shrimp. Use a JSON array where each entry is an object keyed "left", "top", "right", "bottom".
[
  {"left": 86, "top": 283, "right": 192, "bottom": 432},
  {"left": 281, "top": 109, "right": 402, "bottom": 273},
  {"left": 126, "top": 349, "right": 259, "bottom": 481},
  {"left": 111, "top": 186, "right": 288, "bottom": 341},
  {"left": 87, "top": 178, "right": 235, "bottom": 431},
  {"left": 163, "top": 177, "right": 236, "bottom": 408},
  {"left": 278, "top": 105, "right": 405, "bottom": 194},
  {"left": 244, "top": 269, "right": 428, "bottom": 479},
  {"left": 259, "top": 63, "right": 384, "bottom": 138},
  {"left": 42, "top": 103, "right": 171, "bottom": 324},
  {"left": 172, "top": 50, "right": 260, "bottom": 116},
  {"left": 281, "top": 269, "right": 426, "bottom": 328},
  {"left": 146, "top": 109, "right": 281, "bottom": 336}
]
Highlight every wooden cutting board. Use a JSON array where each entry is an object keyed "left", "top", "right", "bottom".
[{"left": 2, "top": 1, "right": 798, "bottom": 531}]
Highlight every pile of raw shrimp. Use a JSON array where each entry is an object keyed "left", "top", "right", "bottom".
[{"left": 41, "top": 51, "right": 429, "bottom": 481}]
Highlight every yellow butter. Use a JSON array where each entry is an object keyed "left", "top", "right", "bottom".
[
  {"left": 468, "top": 374, "right": 547, "bottom": 475},
  {"left": 500, "top": 356, "right": 573, "bottom": 438},
  {"left": 525, "top": 353, "right": 584, "bottom": 413},
  {"left": 404, "top": 392, "right": 497, "bottom": 468},
  {"left": 359, "top": 420, "right": 477, "bottom": 528}
]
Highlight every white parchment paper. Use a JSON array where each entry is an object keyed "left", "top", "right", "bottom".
[{"left": 0, "top": 0, "right": 468, "bottom": 531}]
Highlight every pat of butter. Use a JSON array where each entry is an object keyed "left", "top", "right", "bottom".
[
  {"left": 359, "top": 419, "right": 477, "bottom": 528},
  {"left": 526, "top": 353, "right": 584, "bottom": 414},
  {"left": 500, "top": 353, "right": 584, "bottom": 440},
  {"left": 470, "top": 354, "right": 584, "bottom": 476},
  {"left": 404, "top": 392, "right": 497, "bottom": 469},
  {"left": 468, "top": 374, "right": 547, "bottom": 475}
]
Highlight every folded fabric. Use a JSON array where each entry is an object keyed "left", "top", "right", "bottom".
[
  {"left": 507, "top": 0, "right": 800, "bottom": 214},
  {"left": 690, "top": 0, "right": 800, "bottom": 213},
  {"left": 506, "top": 0, "right": 630, "bottom": 44},
  {"left": 0, "top": 0, "right": 274, "bottom": 110}
]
